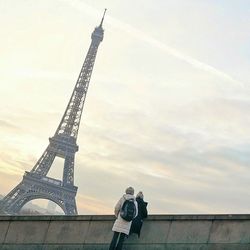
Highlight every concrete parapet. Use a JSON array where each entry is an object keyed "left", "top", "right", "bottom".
[{"left": 1, "top": 214, "right": 250, "bottom": 249}]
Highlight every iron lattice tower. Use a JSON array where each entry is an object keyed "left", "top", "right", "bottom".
[{"left": 0, "top": 10, "right": 106, "bottom": 215}]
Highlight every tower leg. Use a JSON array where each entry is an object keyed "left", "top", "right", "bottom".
[
  {"left": 0, "top": 182, "right": 26, "bottom": 214},
  {"left": 64, "top": 199, "right": 78, "bottom": 215},
  {"left": 0, "top": 175, "right": 78, "bottom": 215},
  {"left": 63, "top": 155, "right": 75, "bottom": 186}
]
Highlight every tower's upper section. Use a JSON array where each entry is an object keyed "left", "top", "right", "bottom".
[
  {"left": 91, "top": 9, "right": 107, "bottom": 45},
  {"left": 52, "top": 9, "right": 107, "bottom": 145}
]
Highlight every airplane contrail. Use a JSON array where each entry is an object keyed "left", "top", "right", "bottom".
[{"left": 62, "top": 0, "right": 245, "bottom": 88}]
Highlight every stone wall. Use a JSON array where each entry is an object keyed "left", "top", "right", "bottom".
[{"left": 1, "top": 214, "right": 250, "bottom": 249}]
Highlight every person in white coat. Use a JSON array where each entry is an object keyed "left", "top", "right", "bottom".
[{"left": 109, "top": 187, "right": 138, "bottom": 250}]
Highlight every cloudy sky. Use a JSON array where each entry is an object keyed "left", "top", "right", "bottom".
[{"left": 0, "top": 0, "right": 250, "bottom": 214}]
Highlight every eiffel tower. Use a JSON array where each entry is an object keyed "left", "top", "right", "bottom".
[{"left": 0, "top": 9, "right": 107, "bottom": 215}]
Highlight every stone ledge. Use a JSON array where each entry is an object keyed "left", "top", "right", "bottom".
[
  {"left": 1, "top": 214, "right": 250, "bottom": 249},
  {"left": 0, "top": 214, "right": 250, "bottom": 221}
]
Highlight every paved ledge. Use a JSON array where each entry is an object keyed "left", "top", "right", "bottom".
[
  {"left": 1, "top": 214, "right": 250, "bottom": 249},
  {"left": 1, "top": 214, "right": 250, "bottom": 221}
]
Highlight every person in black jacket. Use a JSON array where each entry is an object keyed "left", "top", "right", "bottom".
[{"left": 129, "top": 191, "right": 148, "bottom": 237}]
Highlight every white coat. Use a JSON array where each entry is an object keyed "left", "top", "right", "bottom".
[{"left": 112, "top": 194, "right": 138, "bottom": 235}]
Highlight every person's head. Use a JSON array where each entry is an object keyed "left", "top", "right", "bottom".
[
  {"left": 125, "top": 186, "right": 134, "bottom": 195},
  {"left": 136, "top": 191, "right": 144, "bottom": 199}
]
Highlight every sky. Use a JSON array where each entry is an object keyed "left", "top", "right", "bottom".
[{"left": 0, "top": 0, "right": 250, "bottom": 214}]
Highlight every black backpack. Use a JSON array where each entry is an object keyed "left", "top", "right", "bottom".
[{"left": 120, "top": 198, "right": 136, "bottom": 222}]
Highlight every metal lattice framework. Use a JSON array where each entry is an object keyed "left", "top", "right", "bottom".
[{"left": 0, "top": 10, "right": 106, "bottom": 215}]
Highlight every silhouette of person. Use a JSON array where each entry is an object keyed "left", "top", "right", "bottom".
[{"left": 129, "top": 191, "right": 148, "bottom": 237}]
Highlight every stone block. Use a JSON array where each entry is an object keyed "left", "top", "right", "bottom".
[
  {"left": 164, "top": 244, "right": 209, "bottom": 250},
  {"left": 128, "top": 221, "right": 171, "bottom": 244},
  {"left": 209, "top": 221, "right": 250, "bottom": 243},
  {"left": 82, "top": 244, "right": 108, "bottom": 250},
  {"left": 1, "top": 244, "right": 43, "bottom": 250},
  {"left": 206, "top": 243, "right": 250, "bottom": 250},
  {"left": 124, "top": 244, "right": 166, "bottom": 250},
  {"left": 4, "top": 221, "right": 50, "bottom": 244},
  {"left": 84, "top": 221, "right": 113, "bottom": 244},
  {"left": 45, "top": 221, "right": 89, "bottom": 244},
  {"left": 0, "top": 221, "right": 9, "bottom": 243},
  {"left": 43, "top": 244, "right": 83, "bottom": 250},
  {"left": 167, "top": 220, "right": 212, "bottom": 243}
]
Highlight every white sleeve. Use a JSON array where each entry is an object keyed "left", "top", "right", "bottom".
[
  {"left": 134, "top": 201, "right": 138, "bottom": 217},
  {"left": 114, "top": 196, "right": 124, "bottom": 217}
]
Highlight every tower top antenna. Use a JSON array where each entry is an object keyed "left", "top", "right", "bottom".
[{"left": 100, "top": 8, "right": 107, "bottom": 27}]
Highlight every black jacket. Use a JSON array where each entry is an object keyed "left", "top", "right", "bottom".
[{"left": 129, "top": 197, "right": 148, "bottom": 237}]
